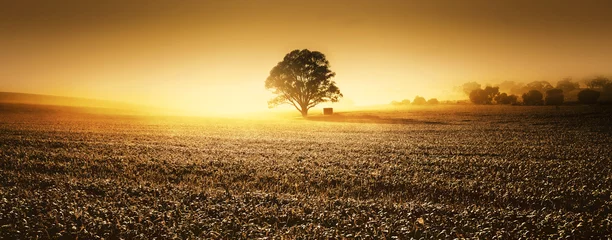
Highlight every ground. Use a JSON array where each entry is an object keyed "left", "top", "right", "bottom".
[{"left": 1, "top": 103, "right": 611, "bottom": 239}]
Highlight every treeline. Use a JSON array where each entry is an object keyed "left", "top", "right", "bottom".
[
  {"left": 391, "top": 96, "right": 440, "bottom": 106},
  {"left": 463, "top": 76, "right": 612, "bottom": 105}
]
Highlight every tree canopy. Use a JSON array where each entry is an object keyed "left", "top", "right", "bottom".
[
  {"left": 586, "top": 76, "right": 611, "bottom": 89},
  {"left": 469, "top": 86, "right": 499, "bottom": 104},
  {"left": 556, "top": 78, "right": 579, "bottom": 93},
  {"left": 578, "top": 89, "right": 600, "bottom": 104},
  {"left": 265, "top": 49, "right": 342, "bottom": 117},
  {"left": 494, "top": 93, "right": 518, "bottom": 105},
  {"left": 462, "top": 82, "right": 481, "bottom": 96},
  {"left": 545, "top": 89, "right": 564, "bottom": 106},
  {"left": 525, "top": 81, "right": 553, "bottom": 94},
  {"left": 412, "top": 96, "right": 426, "bottom": 105},
  {"left": 522, "top": 90, "right": 544, "bottom": 105}
]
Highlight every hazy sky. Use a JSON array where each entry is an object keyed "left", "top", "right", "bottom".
[{"left": 1, "top": 0, "right": 611, "bottom": 114}]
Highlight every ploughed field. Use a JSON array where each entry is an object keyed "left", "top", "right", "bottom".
[{"left": 1, "top": 103, "right": 611, "bottom": 239}]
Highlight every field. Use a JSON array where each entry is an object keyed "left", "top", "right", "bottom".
[{"left": 1, "top": 103, "right": 611, "bottom": 239}]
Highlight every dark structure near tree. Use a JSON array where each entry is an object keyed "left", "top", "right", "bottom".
[
  {"left": 265, "top": 49, "right": 342, "bottom": 117},
  {"left": 323, "top": 108, "right": 333, "bottom": 115}
]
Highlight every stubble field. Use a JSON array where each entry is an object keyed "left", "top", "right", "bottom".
[{"left": 1, "top": 103, "right": 611, "bottom": 239}]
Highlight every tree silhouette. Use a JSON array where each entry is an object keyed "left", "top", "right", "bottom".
[
  {"left": 556, "top": 78, "right": 579, "bottom": 93},
  {"left": 522, "top": 90, "right": 543, "bottom": 105},
  {"left": 604, "top": 82, "right": 612, "bottom": 93},
  {"left": 586, "top": 76, "right": 610, "bottom": 89},
  {"left": 524, "top": 81, "right": 553, "bottom": 94},
  {"left": 265, "top": 49, "right": 342, "bottom": 117},
  {"left": 545, "top": 89, "right": 564, "bottom": 106},
  {"left": 427, "top": 98, "right": 439, "bottom": 104},
  {"left": 469, "top": 86, "right": 499, "bottom": 104},
  {"left": 469, "top": 89, "right": 488, "bottom": 104},
  {"left": 462, "top": 82, "right": 481, "bottom": 96},
  {"left": 484, "top": 86, "right": 500, "bottom": 100},
  {"left": 578, "top": 89, "right": 600, "bottom": 104},
  {"left": 497, "top": 81, "right": 525, "bottom": 95},
  {"left": 390, "top": 99, "right": 410, "bottom": 106},
  {"left": 412, "top": 96, "right": 426, "bottom": 105},
  {"left": 494, "top": 93, "right": 518, "bottom": 104}
]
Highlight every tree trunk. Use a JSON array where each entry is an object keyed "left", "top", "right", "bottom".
[{"left": 301, "top": 108, "right": 308, "bottom": 117}]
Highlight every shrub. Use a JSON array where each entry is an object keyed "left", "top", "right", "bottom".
[
  {"left": 522, "top": 90, "right": 543, "bottom": 105},
  {"left": 545, "top": 89, "right": 564, "bottom": 105},
  {"left": 578, "top": 89, "right": 600, "bottom": 104}
]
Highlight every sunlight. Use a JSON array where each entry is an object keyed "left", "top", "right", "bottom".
[
  {"left": 3, "top": 1, "right": 612, "bottom": 238},
  {"left": 158, "top": 83, "right": 273, "bottom": 116}
]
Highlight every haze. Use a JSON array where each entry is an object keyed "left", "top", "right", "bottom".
[{"left": 2, "top": 0, "right": 611, "bottom": 115}]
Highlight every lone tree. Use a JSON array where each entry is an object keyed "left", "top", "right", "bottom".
[{"left": 265, "top": 49, "right": 342, "bottom": 117}]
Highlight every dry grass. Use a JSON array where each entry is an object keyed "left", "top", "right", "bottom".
[{"left": 1, "top": 103, "right": 611, "bottom": 238}]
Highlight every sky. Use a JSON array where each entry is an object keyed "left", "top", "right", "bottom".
[{"left": 1, "top": 0, "right": 612, "bottom": 114}]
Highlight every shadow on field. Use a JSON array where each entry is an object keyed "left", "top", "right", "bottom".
[{"left": 306, "top": 112, "right": 448, "bottom": 125}]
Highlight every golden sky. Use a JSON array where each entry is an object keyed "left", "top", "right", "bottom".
[{"left": 1, "top": 0, "right": 611, "bottom": 114}]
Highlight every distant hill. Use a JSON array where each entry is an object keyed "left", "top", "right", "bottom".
[
  {"left": 0, "top": 92, "right": 139, "bottom": 109},
  {"left": 0, "top": 92, "right": 171, "bottom": 116}
]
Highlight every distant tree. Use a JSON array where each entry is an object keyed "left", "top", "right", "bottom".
[
  {"left": 586, "top": 76, "right": 611, "bottom": 89},
  {"left": 391, "top": 99, "right": 411, "bottom": 106},
  {"left": 545, "top": 89, "right": 564, "bottom": 105},
  {"left": 427, "top": 98, "right": 439, "bottom": 104},
  {"left": 556, "top": 78, "right": 579, "bottom": 93},
  {"left": 484, "top": 86, "right": 500, "bottom": 99},
  {"left": 507, "top": 94, "right": 519, "bottom": 104},
  {"left": 412, "top": 96, "right": 426, "bottom": 105},
  {"left": 469, "top": 86, "right": 499, "bottom": 104},
  {"left": 469, "top": 89, "right": 489, "bottom": 104},
  {"left": 577, "top": 89, "right": 601, "bottom": 104},
  {"left": 494, "top": 93, "right": 518, "bottom": 105},
  {"left": 265, "top": 49, "right": 342, "bottom": 117},
  {"left": 497, "top": 81, "right": 525, "bottom": 96},
  {"left": 524, "top": 81, "right": 553, "bottom": 94},
  {"left": 522, "top": 90, "right": 544, "bottom": 105},
  {"left": 604, "top": 82, "right": 612, "bottom": 93},
  {"left": 601, "top": 82, "right": 612, "bottom": 103},
  {"left": 462, "top": 82, "right": 482, "bottom": 96},
  {"left": 494, "top": 93, "right": 506, "bottom": 104}
]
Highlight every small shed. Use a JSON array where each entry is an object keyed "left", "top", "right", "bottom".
[{"left": 323, "top": 108, "right": 333, "bottom": 115}]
